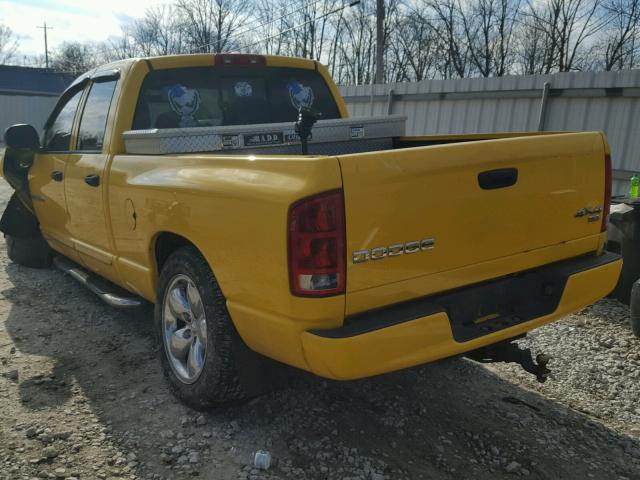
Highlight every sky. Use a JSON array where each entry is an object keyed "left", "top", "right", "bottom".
[{"left": 0, "top": 0, "right": 160, "bottom": 61}]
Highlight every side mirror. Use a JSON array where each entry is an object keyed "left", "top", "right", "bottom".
[{"left": 4, "top": 124, "right": 40, "bottom": 150}]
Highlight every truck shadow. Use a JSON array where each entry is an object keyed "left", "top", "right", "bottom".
[{"left": 2, "top": 261, "right": 639, "bottom": 480}]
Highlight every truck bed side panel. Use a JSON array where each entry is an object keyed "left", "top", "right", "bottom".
[{"left": 107, "top": 154, "right": 344, "bottom": 368}]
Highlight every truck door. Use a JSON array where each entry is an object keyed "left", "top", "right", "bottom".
[
  {"left": 29, "top": 84, "right": 86, "bottom": 263},
  {"left": 64, "top": 76, "right": 120, "bottom": 283}
]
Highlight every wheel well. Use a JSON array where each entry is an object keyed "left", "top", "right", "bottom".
[{"left": 154, "top": 232, "right": 196, "bottom": 274}]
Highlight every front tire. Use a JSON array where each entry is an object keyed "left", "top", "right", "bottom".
[
  {"left": 5, "top": 234, "right": 52, "bottom": 268},
  {"left": 155, "top": 246, "right": 245, "bottom": 409}
]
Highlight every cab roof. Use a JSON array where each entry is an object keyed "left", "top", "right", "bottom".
[{"left": 68, "top": 54, "right": 318, "bottom": 92}]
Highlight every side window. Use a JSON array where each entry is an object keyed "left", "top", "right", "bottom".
[
  {"left": 76, "top": 80, "right": 117, "bottom": 151},
  {"left": 42, "top": 88, "right": 83, "bottom": 151}
]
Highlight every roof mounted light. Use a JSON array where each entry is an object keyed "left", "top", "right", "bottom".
[{"left": 214, "top": 54, "right": 266, "bottom": 66}]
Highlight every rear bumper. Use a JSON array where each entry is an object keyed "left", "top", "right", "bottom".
[{"left": 301, "top": 253, "right": 622, "bottom": 380}]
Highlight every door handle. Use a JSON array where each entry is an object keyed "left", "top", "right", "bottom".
[
  {"left": 51, "top": 170, "right": 63, "bottom": 182},
  {"left": 84, "top": 174, "right": 100, "bottom": 187},
  {"left": 478, "top": 168, "right": 518, "bottom": 190}
]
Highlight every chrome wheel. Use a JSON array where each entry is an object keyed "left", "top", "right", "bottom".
[{"left": 162, "top": 274, "right": 208, "bottom": 384}]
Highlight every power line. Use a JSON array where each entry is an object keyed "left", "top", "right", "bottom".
[
  {"left": 241, "top": 0, "right": 361, "bottom": 51},
  {"left": 189, "top": 0, "right": 328, "bottom": 53},
  {"left": 231, "top": 0, "right": 327, "bottom": 44}
]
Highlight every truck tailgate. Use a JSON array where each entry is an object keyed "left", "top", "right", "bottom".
[{"left": 339, "top": 132, "right": 607, "bottom": 300}]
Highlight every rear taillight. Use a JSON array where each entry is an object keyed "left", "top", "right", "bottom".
[
  {"left": 288, "top": 190, "right": 346, "bottom": 297},
  {"left": 214, "top": 54, "right": 266, "bottom": 66},
  {"left": 602, "top": 153, "right": 612, "bottom": 232}
]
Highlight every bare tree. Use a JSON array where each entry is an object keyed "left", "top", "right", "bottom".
[
  {"left": 0, "top": 24, "right": 19, "bottom": 64},
  {"left": 335, "top": 0, "right": 376, "bottom": 84},
  {"left": 327, "top": 7, "right": 345, "bottom": 78},
  {"left": 132, "top": 5, "right": 187, "bottom": 56},
  {"left": 270, "top": 0, "right": 334, "bottom": 59},
  {"left": 523, "top": 0, "right": 605, "bottom": 72},
  {"left": 51, "top": 42, "right": 98, "bottom": 74},
  {"left": 515, "top": 13, "right": 551, "bottom": 73},
  {"left": 460, "top": 0, "right": 521, "bottom": 77},
  {"left": 99, "top": 26, "right": 141, "bottom": 62},
  {"left": 376, "top": 0, "right": 386, "bottom": 82},
  {"left": 390, "top": 4, "right": 439, "bottom": 81},
  {"left": 248, "top": 0, "right": 289, "bottom": 55},
  {"left": 423, "top": 0, "right": 471, "bottom": 78},
  {"left": 22, "top": 54, "right": 47, "bottom": 68},
  {"left": 7, "top": 0, "right": 637, "bottom": 83},
  {"left": 600, "top": 0, "right": 640, "bottom": 69},
  {"left": 177, "top": 0, "right": 250, "bottom": 52}
]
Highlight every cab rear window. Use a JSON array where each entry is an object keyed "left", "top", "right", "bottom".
[{"left": 132, "top": 66, "right": 341, "bottom": 130}]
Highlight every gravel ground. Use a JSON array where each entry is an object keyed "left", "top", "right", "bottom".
[{"left": 0, "top": 179, "right": 639, "bottom": 480}]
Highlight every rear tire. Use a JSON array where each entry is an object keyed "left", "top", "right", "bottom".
[
  {"left": 155, "top": 245, "right": 246, "bottom": 409},
  {"left": 630, "top": 279, "right": 640, "bottom": 338},
  {"left": 5, "top": 234, "right": 52, "bottom": 268}
]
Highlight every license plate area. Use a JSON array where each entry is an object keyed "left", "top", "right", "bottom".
[
  {"left": 444, "top": 269, "right": 565, "bottom": 342},
  {"left": 313, "top": 253, "right": 618, "bottom": 341}
]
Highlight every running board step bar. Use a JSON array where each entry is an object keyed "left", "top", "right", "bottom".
[{"left": 53, "top": 256, "right": 144, "bottom": 309}]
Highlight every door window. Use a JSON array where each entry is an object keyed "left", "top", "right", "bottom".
[
  {"left": 76, "top": 80, "right": 117, "bottom": 151},
  {"left": 42, "top": 88, "right": 83, "bottom": 151}
]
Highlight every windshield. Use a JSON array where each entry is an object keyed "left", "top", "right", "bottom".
[{"left": 132, "top": 66, "right": 341, "bottom": 130}]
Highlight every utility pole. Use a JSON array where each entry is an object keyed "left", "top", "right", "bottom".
[
  {"left": 375, "top": 0, "right": 385, "bottom": 84},
  {"left": 37, "top": 22, "right": 53, "bottom": 69}
]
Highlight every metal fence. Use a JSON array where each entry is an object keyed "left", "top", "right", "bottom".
[
  {"left": 338, "top": 70, "right": 640, "bottom": 195},
  {"left": 0, "top": 66, "right": 74, "bottom": 146},
  {"left": 0, "top": 93, "right": 58, "bottom": 145}
]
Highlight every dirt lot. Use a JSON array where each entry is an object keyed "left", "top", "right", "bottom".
[{"left": 0, "top": 179, "right": 639, "bottom": 480}]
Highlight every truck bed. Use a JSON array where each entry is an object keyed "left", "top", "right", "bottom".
[{"left": 111, "top": 130, "right": 609, "bottom": 316}]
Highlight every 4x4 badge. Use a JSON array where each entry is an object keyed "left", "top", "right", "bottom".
[
  {"left": 575, "top": 205, "right": 602, "bottom": 222},
  {"left": 575, "top": 205, "right": 602, "bottom": 217}
]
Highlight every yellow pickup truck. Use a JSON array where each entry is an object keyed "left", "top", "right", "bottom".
[{"left": 1, "top": 54, "right": 621, "bottom": 409}]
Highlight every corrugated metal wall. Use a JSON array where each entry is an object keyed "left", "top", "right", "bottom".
[
  {"left": 339, "top": 70, "right": 640, "bottom": 195},
  {"left": 0, "top": 93, "right": 59, "bottom": 143}
]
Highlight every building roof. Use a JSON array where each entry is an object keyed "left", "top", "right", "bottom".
[{"left": 0, "top": 65, "right": 76, "bottom": 96}]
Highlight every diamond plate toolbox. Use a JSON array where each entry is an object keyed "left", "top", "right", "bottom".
[{"left": 122, "top": 115, "right": 407, "bottom": 155}]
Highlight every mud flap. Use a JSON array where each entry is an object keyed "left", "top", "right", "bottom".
[
  {"left": 1, "top": 141, "right": 40, "bottom": 238},
  {"left": 0, "top": 193, "right": 41, "bottom": 238},
  {"left": 2, "top": 146, "right": 34, "bottom": 210}
]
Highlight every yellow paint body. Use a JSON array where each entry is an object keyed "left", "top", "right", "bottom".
[{"left": 13, "top": 54, "right": 620, "bottom": 379}]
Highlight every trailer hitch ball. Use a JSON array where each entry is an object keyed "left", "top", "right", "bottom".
[
  {"left": 535, "top": 353, "right": 552, "bottom": 383},
  {"left": 466, "top": 340, "right": 552, "bottom": 383}
]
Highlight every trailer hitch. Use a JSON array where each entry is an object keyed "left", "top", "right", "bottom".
[{"left": 466, "top": 340, "right": 552, "bottom": 383}]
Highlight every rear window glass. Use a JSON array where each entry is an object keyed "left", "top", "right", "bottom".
[{"left": 132, "top": 66, "right": 341, "bottom": 130}]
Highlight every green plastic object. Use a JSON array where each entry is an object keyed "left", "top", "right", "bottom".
[{"left": 631, "top": 174, "right": 640, "bottom": 198}]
